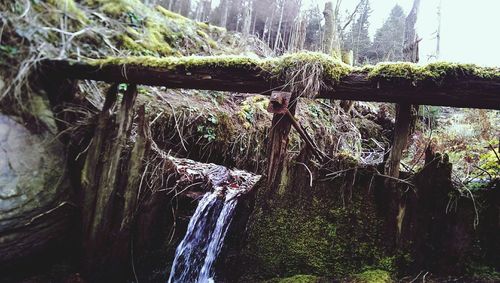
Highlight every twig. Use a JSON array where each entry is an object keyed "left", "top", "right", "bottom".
[
  {"left": 130, "top": 235, "right": 139, "bottom": 283},
  {"left": 24, "top": 201, "right": 76, "bottom": 227},
  {"left": 375, "top": 173, "right": 415, "bottom": 187},
  {"left": 16, "top": 0, "right": 31, "bottom": 19},
  {"left": 297, "top": 162, "right": 313, "bottom": 187},
  {"left": 172, "top": 181, "right": 204, "bottom": 198},
  {"left": 409, "top": 271, "right": 423, "bottom": 283},
  {"left": 422, "top": 271, "right": 429, "bottom": 283},
  {"left": 488, "top": 143, "right": 500, "bottom": 163}
]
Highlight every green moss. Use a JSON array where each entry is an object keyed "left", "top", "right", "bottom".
[
  {"left": 156, "top": 5, "right": 189, "bottom": 22},
  {"left": 99, "top": 2, "right": 127, "bottom": 16},
  {"left": 143, "top": 19, "right": 174, "bottom": 55},
  {"left": 90, "top": 52, "right": 500, "bottom": 87},
  {"left": 352, "top": 269, "right": 392, "bottom": 283},
  {"left": 466, "top": 263, "right": 500, "bottom": 281},
  {"left": 241, "top": 160, "right": 388, "bottom": 281},
  {"left": 90, "top": 54, "right": 262, "bottom": 70},
  {"left": 368, "top": 61, "right": 500, "bottom": 83},
  {"left": 85, "top": 0, "right": 224, "bottom": 55},
  {"left": 238, "top": 95, "right": 270, "bottom": 129},
  {"left": 264, "top": 51, "right": 351, "bottom": 82},
  {"left": 367, "top": 62, "right": 433, "bottom": 82},
  {"left": 267, "top": 274, "right": 320, "bottom": 283},
  {"left": 90, "top": 51, "right": 353, "bottom": 83},
  {"left": 426, "top": 62, "right": 500, "bottom": 79},
  {"left": 94, "top": 0, "right": 150, "bottom": 17},
  {"left": 48, "top": 0, "right": 88, "bottom": 23}
]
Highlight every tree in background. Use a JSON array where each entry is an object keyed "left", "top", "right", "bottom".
[
  {"left": 403, "top": 0, "right": 421, "bottom": 62},
  {"left": 303, "top": 5, "right": 323, "bottom": 51},
  {"left": 343, "top": 0, "right": 372, "bottom": 64},
  {"left": 322, "top": 1, "right": 341, "bottom": 56},
  {"left": 195, "top": 0, "right": 212, "bottom": 22},
  {"left": 157, "top": 0, "right": 192, "bottom": 16},
  {"left": 154, "top": 0, "right": 393, "bottom": 58},
  {"left": 369, "top": 5, "right": 406, "bottom": 62}
]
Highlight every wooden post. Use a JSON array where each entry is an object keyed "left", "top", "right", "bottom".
[
  {"left": 81, "top": 84, "right": 119, "bottom": 242},
  {"left": 120, "top": 104, "right": 151, "bottom": 231},
  {"left": 266, "top": 91, "right": 297, "bottom": 198},
  {"left": 386, "top": 0, "right": 422, "bottom": 180},
  {"left": 385, "top": 103, "right": 412, "bottom": 179},
  {"left": 91, "top": 84, "right": 138, "bottom": 243},
  {"left": 385, "top": 0, "right": 422, "bottom": 245},
  {"left": 80, "top": 83, "right": 138, "bottom": 276}
]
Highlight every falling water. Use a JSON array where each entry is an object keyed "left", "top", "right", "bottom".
[{"left": 167, "top": 188, "right": 240, "bottom": 283}]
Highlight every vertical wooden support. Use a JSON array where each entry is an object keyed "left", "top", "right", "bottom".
[
  {"left": 266, "top": 92, "right": 297, "bottom": 197},
  {"left": 81, "top": 84, "right": 138, "bottom": 274},
  {"left": 386, "top": 0, "right": 421, "bottom": 243},
  {"left": 340, "top": 50, "right": 355, "bottom": 114},
  {"left": 91, "top": 84, "right": 138, "bottom": 242},
  {"left": 81, "top": 84, "right": 119, "bottom": 241},
  {"left": 384, "top": 103, "right": 412, "bottom": 247},
  {"left": 385, "top": 103, "right": 412, "bottom": 179},
  {"left": 387, "top": 0, "right": 421, "bottom": 180},
  {"left": 121, "top": 105, "right": 151, "bottom": 231}
]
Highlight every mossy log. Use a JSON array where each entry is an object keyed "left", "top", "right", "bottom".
[{"left": 42, "top": 53, "right": 500, "bottom": 109}]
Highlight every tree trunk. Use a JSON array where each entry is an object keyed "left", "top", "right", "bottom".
[
  {"left": 220, "top": 0, "right": 229, "bottom": 28},
  {"left": 241, "top": 0, "right": 252, "bottom": 36},
  {"left": 323, "top": 1, "right": 340, "bottom": 56},
  {"left": 403, "top": 0, "right": 421, "bottom": 62},
  {"left": 273, "top": 1, "right": 285, "bottom": 52}
]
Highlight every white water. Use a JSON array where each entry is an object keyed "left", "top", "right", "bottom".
[{"left": 167, "top": 189, "right": 240, "bottom": 283}]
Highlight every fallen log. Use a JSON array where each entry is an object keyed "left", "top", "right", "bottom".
[{"left": 42, "top": 52, "right": 500, "bottom": 109}]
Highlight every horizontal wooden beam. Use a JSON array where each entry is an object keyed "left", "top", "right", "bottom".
[{"left": 42, "top": 56, "right": 500, "bottom": 109}]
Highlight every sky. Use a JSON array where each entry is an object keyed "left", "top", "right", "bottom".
[{"left": 304, "top": 0, "right": 500, "bottom": 66}]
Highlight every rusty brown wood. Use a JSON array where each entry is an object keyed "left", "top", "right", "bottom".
[{"left": 266, "top": 92, "right": 297, "bottom": 197}]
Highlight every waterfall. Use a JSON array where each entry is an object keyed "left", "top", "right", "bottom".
[{"left": 167, "top": 189, "right": 240, "bottom": 283}]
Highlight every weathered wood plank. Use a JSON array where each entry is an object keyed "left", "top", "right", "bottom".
[{"left": 43, "top": 59, "right": 500, "bottom": 109}]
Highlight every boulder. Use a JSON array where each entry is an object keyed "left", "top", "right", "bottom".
[{"left": 0, "top": 114, "right": 73, "bottom": 268}]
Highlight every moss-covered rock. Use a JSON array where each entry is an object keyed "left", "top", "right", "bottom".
[
  {"left": 267, "top": 274, "right": 321, "bottom": 283},
  {"left": 351, "top": 269, "right": 392, "bottom": 283},
  {"left": 239, "top": 151, "right": 390, "bottom": 281}
]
